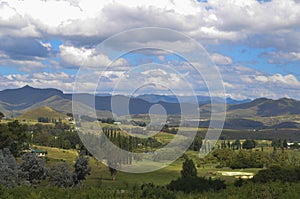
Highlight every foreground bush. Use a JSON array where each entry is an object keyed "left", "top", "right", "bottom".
[
  {"left": 168, "top": 176, "right": 226, "bottom": 193},
  {"left": 252, "top": 166, "right": 300, "bottom": 183},
  {"left": 1, "top": 181, "right": 300, "bottom": 199},
  {"left": 141, "top": 183, "right": 176, "bottom": 199}
]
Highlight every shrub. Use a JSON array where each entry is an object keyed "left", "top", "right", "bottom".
[
  {"left": 168, "top": 176, "right": 226, "bottom": 193},
  {"left": 252, "top": 166, "right": 300, "bottom": 183}
]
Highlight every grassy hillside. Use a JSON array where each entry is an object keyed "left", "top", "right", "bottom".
[{"left": 18, "top": 106, "right": 66, "bottom": 121}]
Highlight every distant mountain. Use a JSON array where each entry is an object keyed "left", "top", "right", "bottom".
[
  {"left": 228, "top": 97, "right": 300, "bottom": 117},
  {"left": 1, "top": 86, "right": 300, "bottom": 119},
  {"left": 198, "top": 118, "right": 265, "bottom": 129},
  {"left": 136, "top": 94, "right": 250, "bottom": 105},
  {"left": 226, "top": 97, "right": 251, "bottom": 104},
  {"left": 0, "top": 86, "right": 195, "bottom": 117},
  {"left": 0, "top": 85, "right": 64, "bottom": 110}
]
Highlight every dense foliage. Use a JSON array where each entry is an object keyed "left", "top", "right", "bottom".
[
  {"left": 0, "top": 121, "right": 28, "bottom": 156},
  {"left": 48, "top": 162, "right": 73, "bottom": 188},
  {"left": 19, "top": 153, "right": 47, "bottom": 185},
  {"left": 0, "top": 112, "right": 4, "bottom": 120},
  {"left": 242, "top": 139, "right": 256, "bottom": 149},
  {"left": 253, "top": 166, "right": 300, "bottom": 183},
  {"left": 168, "top": 176, "right": 226, "bottom": 194},
  {"left": 181, "top": 157, "right": 197, "bottom": 178},
  {"left": 0, "top": 148, "right": 19, "bottom": 187},
  {"left": 73, "top": 154, "right": 91, "bottom": 185},
  {"left": 213, "top": 148, "right": 265, "bottom": 169}
]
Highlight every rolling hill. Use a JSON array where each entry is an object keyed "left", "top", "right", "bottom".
[
  {"left": 18, "top": 106, "right": 66, "bottom": 121},
  {"left": 228, "top": 98, "right": 300, "bottom": 117}
]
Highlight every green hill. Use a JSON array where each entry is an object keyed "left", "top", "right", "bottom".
[{"left": 18, "top": 106, "right": 66, "bottom": 121}]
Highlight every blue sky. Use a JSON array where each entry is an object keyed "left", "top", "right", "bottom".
[{"left": 1, "top": 0, "right": 300, "bottom": 99}]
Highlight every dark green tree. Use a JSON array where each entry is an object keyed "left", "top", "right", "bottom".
[
  {"left": 20, "top": 153, "right": 47, "bottom": 185},
  {"left": 73, "top": 154, "right": 91, "bottom": 185},
  {"left": 0, "top": 112, "right": 4, "bottom": 120},
  {"left": 48, "top": 162, "right": 73, "bottom": 188},
  {"left": 242, "top": 139, "right": 256, "bottom": 150},
  {"left": 233, "top": 139, "right": 241, "bottom": 150},
  {"left": 0, "top": 121, "right": 28, "bottom": 156},
  {"left": 181, "top": 157, "right": 197, "bottom": 178},
  {"left": 0, "top": 148, "right": 19, "bottom": 187},
  {"left": 190, "top": 131, "right": 202, "bottom": 151},
  {"left": 168, "top": 176, "right": 226, "bottom": 193}
]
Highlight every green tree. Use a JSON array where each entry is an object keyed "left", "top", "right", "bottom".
[
  {"left": 20, "top": 153, "right": 47, "bottom": 185},
  {"left": 0, "top": 148, "right": 19, "bottom": 187},
  {"left": 212, "top": 148, "right": 236, "bottom": 167},
  {"left": 73, "top": 154, "right": 91, "bottom": 185},
  {"left": 0, "top": 112, "right": 4, "bottom": 120},
  {"left": 48, "top": 162, "right": 73, "bottom": 188},
  {"left": 190, "top": 131, "right": 202, "bottom": 151},
  {"left": 66, "top": 113, "right": 73, "bottom": 118},
  {"left": 233, "top": 139, "right": 241, "bottom": 150},
  {"left": 181, "top": 157, "right": 197, "bottom": 178},
  {"left": 0, "top": 121, "right": 28, "bottom": 156},
  {"left": 242, "top": 139, "right": 256, "bottom": 150}
]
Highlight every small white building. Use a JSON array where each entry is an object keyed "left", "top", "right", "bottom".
[
  {"left": 287, "top": 142, "right": 300, "bottom": 148},
  {"left": 31, "top": 149, "right": 47, "bottom": 157}
]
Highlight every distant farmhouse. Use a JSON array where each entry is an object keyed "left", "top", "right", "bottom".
[
  {"left": 287, "top": 142, "right": 300, "bottom": 148},
  {"left": 30, "top": 149, "right": 47, "bottom": 157}
]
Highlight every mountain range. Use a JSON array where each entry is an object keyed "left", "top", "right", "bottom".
[{"left": 1, "top": 85, "right": 300, "bottom": 119}]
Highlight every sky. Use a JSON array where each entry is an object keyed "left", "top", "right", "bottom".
[{"left": 0, "top": 0, "right": 300, "bottom": 99}]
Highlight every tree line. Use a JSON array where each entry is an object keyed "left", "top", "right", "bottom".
[{"left": 0, "top": 148, "right": 91, "bottom": 188}]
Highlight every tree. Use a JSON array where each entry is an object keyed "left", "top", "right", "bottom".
[
  {"left": 0, "top": 121, "right": 28, "bottom": 156},
  {"left": 66, "top": 113, "right": 73, "bottom": 118},
  {"left": 32, "top": 131, "right": 54, "bottom": 147},
  {"left": 190, "top": 131, "right": 202, "bottom": 151},
  {"left": 107, "top": 151, "right": 122, "bottom": 181},
  {"left": 283, "top": 139, "right": 288, "bottom": 148},
  {"left": 108, "top": 163, "right": 118, "bottom": 181},
  {"left": 229, "top": 150, "right": 264, "bottom": 169},
  {"left": 20, "top": 153, "right": 47, "bottom": 185},
  {"left": 212, "top": 148, "right": 236, "bottom": 167},
  {"left": 0, "top": 112, "right": 4, "bottom": 120},
  {"left": 233, "top": 139, "right": 241, "bottom": 150},
  {"left": 252, "top": 166, "right": 300, "bottom": 183},
  {"left": 48, "top": 162, "right": 73, "bottom": 188},
  {"left": 181, "top": 157, "right": 197, "bottom": 178},
  {"left": 73, "top": 154, "right": 91, "bottom": 185},
  {"left": 242, "top": 139, "right": 256, "bottom": 150},
  {"left": 0, "top": 148, "right": 19, "bottom": 187}
]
